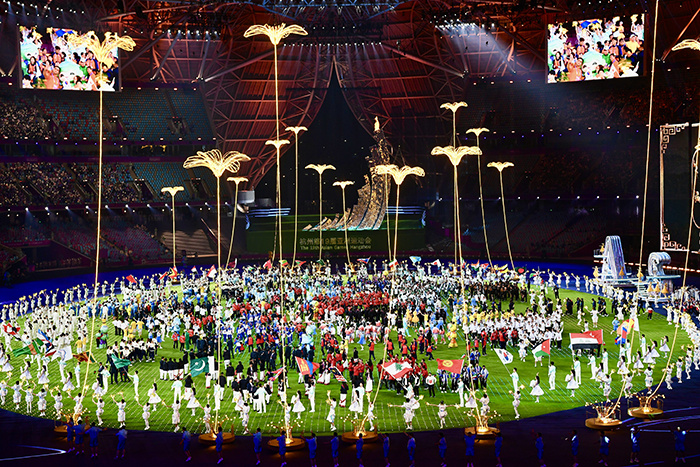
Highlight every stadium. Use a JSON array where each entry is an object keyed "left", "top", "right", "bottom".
[{"left": 2, "top": 0, "right": 700, "bottom": 465}]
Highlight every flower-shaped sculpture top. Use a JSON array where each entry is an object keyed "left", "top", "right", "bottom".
[
  {"left": 487, "top": 161, "right": 515, "bottom": 172},
  {"left": 333, "top": 180, "right": 355, "bottom": 189},
  {"left": 66, "top": 31, "right": 135, "bottom": 68},
  {"left": 183, "top": 149, "right": 250, "bottom": 178},
  {"left": 243, "top": 23, "right": 308, "bottom": 46},
  {"left": 431, "top": 145, "right": 482, "bottom": 166},
  {"left": 385, "top": 165, "right": 425, "bottom": 186},
  {"left": 372, "top": 164, "right": 398, "bottom": 176},
  {"left": 672, "top": 39, "right": 700, "bottom": 52},
  {"left": 161, "top": 186, "right": 184, "bottom": 197},
  {"left": 466, "top": 128, "right": 490, "bottom": 138},
  {"left": 306, "top": 164, "right": 336, "bottom": 174},
  {"left": 440, "top": 102, "right": 468, "bottom": 113},
  {"left": 227, "top": 176, "right": 249, "bottom": 185},
  {"left": 285, "top": 126, "right": 308, "bottom": 135},
  {"left": 265, "top": 139, "right": 291, "bottom": 150}
]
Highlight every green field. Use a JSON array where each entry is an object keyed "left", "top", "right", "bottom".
[{"left": 4, "top": 286, "right": 691, "bottom": 435}]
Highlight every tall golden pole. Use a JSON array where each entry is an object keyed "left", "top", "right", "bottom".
[
  {"left": 373, "top": 164, "right": 398, "bottom": 262},
  {"left": 487, "top": 162, "right": 515, "bottom": 270},
  {"left": 466, "top": 128, "right": 492, "bottom": 267},
  {"left": 225, "top": 177, "right": 248, "bottom": 268},
  {"left": 285, "top": 126, "right": 307, "bottom": 266},
  {"left": 306, "top": 164, "right": 336, "bottom": 261},
  {"left": 441, "top": 102, "right": 468, "bottom": 270},
  {"left": 161, "top": 186, "right": 184, "bottom": 271},
  {"left": 183, "top": 150, "right": 249, "bottom": 431},
  {"left": 333, "top": 181, "right": 355, "bottom": 268},
  {"left": 244, "top": 23, "right": 307, "bottom": 443},
  {"left": 385, "top": 166, "right": 425, "bottom": 261},
  {"left": 431, "top": 145, "right": 480, "bottom": 279},
  {"left": 66, "top": 32, "right": 134, "bottom": 411}
]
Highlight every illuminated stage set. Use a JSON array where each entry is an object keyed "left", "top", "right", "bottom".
[{"left": 5, "top": 1, "right": 700, "bottom": 466}]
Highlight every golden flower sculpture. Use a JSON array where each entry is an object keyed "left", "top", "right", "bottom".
[
  {"left": 441, "top": 102, "right": 468, "bottom": 146},
  {"left": 285, "top": 126, "right": 308, "bottom": 135},
  {"left": 66, "top": 31, "right": 135, "bottom": 68},
  {"left": 466, "top": 128, "right": 492, "bottom": 267},
  {"left": 487, "top": 161, "right": 514, "bottom": 172},
  {"left": 265, "top": 139, "right": 291, "bottom": 150},
  {"left": 440, "top": 101, "right": 468, "bottom": 113},
  {"left": 385, "top": 166, "right": 425, "bottom": 261},
  {"left": 306, "top": 164, "right": 336, "bottom": 261},
  {"left": 161, "top": 186, "right": 185, "bottom": 271},
  {"left": 672, "top": 39, "right": 700, "bottom": 52},
  {"left": 243, "top": 23, "right": 308, "bottom": 46},
  {"left": 488, "top": 161, "right": 515, "bottom": 270},
  {"left": 183, "top": 149, "right": 251, "bottom": 178},
  {"left": 386, "top": 165, "right": 425, "bottom": 186},
  {"left": 373, "top": 164, "right": 399, "bottom": 260},
  {"left": 431, "top": 145, "right": 482, "bottom": 166}
]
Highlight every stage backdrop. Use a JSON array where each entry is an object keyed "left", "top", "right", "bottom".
[{"left": 660, "top": 123, "right": 700, "bottom": 253}]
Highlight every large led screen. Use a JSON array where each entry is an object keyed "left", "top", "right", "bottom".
[
  {"left": 19, "top": 26, "right": 120, "bottom": 91},
  {"left": 547, "top": 15, "right": 644, "bottom": 83}
]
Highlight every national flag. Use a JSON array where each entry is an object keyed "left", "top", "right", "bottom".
[
  {"left": 388, "top": 259, "right": 399, "bottom": 269},
  {"left": 168, "top": 266, "right": 178, "bottom": 279},
  {"left": 615, "top": 330, "right": 627, "bottom": 346},
  {"left": 496, "top": 264, "right": 508, "bottom": 271},
  {"left": 358, "top": 258, "right": 370, "bottom": 264},
  {"left": 12, "top": 345, "right": 31, "bottom": 358},
  {"left": 190, "top": 357, "right": 209, "bottom": 378},
  {"left": 74, "top": 352, "right": 90, "bottom": 362},
  {"left": 437, "top": 358, "right": 464, "bottom": 374},
  {"left": 37, "top": 330, "right": 53, "bottom": 349},
  {"left": 329, "top": 366, "right": 347, "bottom": 383},
  {"left": 295, "top": 260, "right": 306, "bottom": 268},
  {"left": 268, "top": 368, "right": 284, "bottom": 381},
  {"left": 191, "top": 266, "right": 197, "bottom": 274},
  {"left": 409, "top": 256, "right": 421, "bottom": 264},
  {"left": 569, "top": 330, "right": 604, "bottom": 349},
  {"left": 3, "top": 323, "right": 19, "bottom": 339},
  {"left": 126, "top": 275, "right": 137, "bottom": 284},
  {"left": 51, "top": 346, "right": 73, "bottom": 362},
  {"left": 227, "top": 259, "right": 237, "bottom": 269},
  {"left": 316, "top": 259, "right": 326, "bottom": 265},
  {"left": 430, "top": 259, "right": 441, "bottom": 267},
  {"left": 380, "top": 361, "right": 412, "bottom": 380},
  {"left": 532, "top": 339, "right": 551, "bottom": 357},
  {"left": 494, "top": 348, "right": 514, "bottom": 365},
  {"left": 516, "top": 267, "right": 526, "bottom": 274},
  {"left": 263, "top": 260, "right": 272, "bottom": 269},
  {"left": 159, "top": 270, "right": 169, "bottom": 281},
  {"left": 207, "top": 265, "right": 217, "bottom": 278},
  {"left": 295, "top": 356, "right": 320, "bottom": 376},
  {"left": 280, "top": 259, "right": 289, "bottom": 268},
  {"left": 112, "top": 357, "right": 131, "bottom": 369}
]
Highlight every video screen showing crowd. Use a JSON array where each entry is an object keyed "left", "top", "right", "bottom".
[
  {"left": 19, "top": 26, "right": 120, "bottom": 91},
  {"left": 547, "top": 15, "right": 645, "bottom": 83}
]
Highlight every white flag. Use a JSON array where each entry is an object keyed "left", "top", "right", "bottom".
[{"left": 494, "top": 348, "right": 514, "bottom": 365}]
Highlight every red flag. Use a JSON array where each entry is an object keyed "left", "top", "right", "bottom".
[
  {"left": 168, "top": 266, "right": 178, "bottom": 279},
  {"left": 126, "top": 275, "right": 137, "bottom": 284},
  {"left": 436, "top": 359, "right": 464, "bottom": 374},
  {"left": 268, "top": 368, "right": 284, "bottom": 381},
  {"left": 295, "top": 356, "right": 320, "bottom": 376},
  {"left": 263, "top": 260, "right": 272, "bottom": 269}
]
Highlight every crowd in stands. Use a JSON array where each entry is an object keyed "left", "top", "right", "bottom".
[
  {"left": 0, "top": 169, "right": 33, "bottom": 207},
  {"left": 0, "top": 225, "right": 47, "bottom": 245},
  {"left": 10, "top": 162, "right": 83, "bottom": 204},
  {"left": 0, "top": 98, "right": 57, "bottom": 140},
  {"left": 102, "top": 223, "right": 170, "bottom": 263},
  {"left": 72, "top": 163, "right": 140, "bottom": 204}
]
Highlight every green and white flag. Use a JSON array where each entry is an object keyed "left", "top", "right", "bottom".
[{"left": 190, "top": 357, "right": 209, "bottom": 378}]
